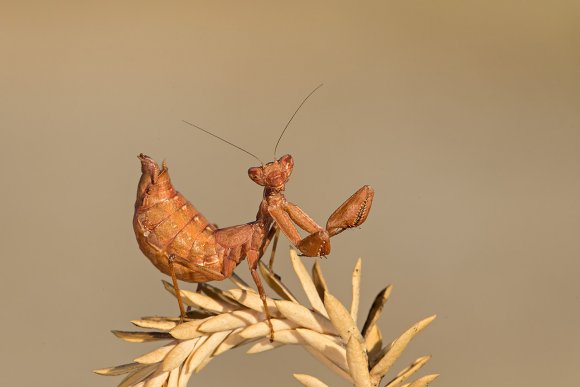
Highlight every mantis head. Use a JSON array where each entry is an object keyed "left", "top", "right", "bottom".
[{"left": 248, "top": 154, "right": 294, "bottom": 189}]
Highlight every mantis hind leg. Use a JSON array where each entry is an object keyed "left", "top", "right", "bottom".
[
  {"left": 168, "top": 253, "right": 227, "bottom": 323},
  {"left": 246, "top": 249, "right": 275, "bottom": 341},
  {"left": 168, "top": 254, "right": 187, "bottom": 323}
]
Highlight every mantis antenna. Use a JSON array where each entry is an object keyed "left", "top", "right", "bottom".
[
  {"left": 182, "top": 120, "right": 264, "bottom": 165},
  {"left": 273, "top": 83, "right": 324, "bottom": 158}
]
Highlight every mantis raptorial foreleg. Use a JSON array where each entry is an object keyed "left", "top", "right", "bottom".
[{"left": 267, "top": 185, "right": 374, "bottom": 257}]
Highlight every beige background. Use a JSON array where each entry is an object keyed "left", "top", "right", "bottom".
[{"left": 1, "top": 1, "right": 579, "bottom": 386}]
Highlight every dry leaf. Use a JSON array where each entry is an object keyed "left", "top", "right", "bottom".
[
  {"left": 311, "top": 260, "right": 328, "bottom": 301},
  {"left": 350, "top": 258, "right": 362, "bottom": 322},
  {"left": 362, "top": 285, "right": 393, "bottom": 337},
  {"left": 290, "top": 249, "right": 328, "bottom": 317},
  {"left": 258, "top": 261, "right": 298, "bottom": 302},
  {"left": 275, "top": 300, "right": 336, "bottom": 334},
  {"left": 324, "top": 291, "right": 364, "bottom": 344},
  {"left": 161, "top": 339, "right": 199, "bottom": 371},
  {"left": 225, "top": 288, "right": 281, "bottom": 317},
  {"left": 111, "top": 330, "right": 172, "bottom": 343},
  {"left": 370, "top": 315, "right": 436, "bottom": 378},
  {"left": 143, "top": 370, "right": 168, "bottom": 387},
  {"left": 131, "top": 319, "right": 177, "bottom": 331},
  {"left": 402, "top": 374, "right": 439, "bottom": 387},
  {"left": 303, "top": 347, "right": 353, "bottom": 384},
  {"left": 185, "top": 330, "right": 231, "bottom": 372},
  {"left": 295, "top": 328, "right": 348, "bottom": 370},
  {"left": 293, "top": 373, "right": 329, "bottom": 387},
  {"left": 169, "top": 319, "right": 209, "bottom": 340},
  {"left": 118, "top": 364, "right": 157, "bottom": 387},
  {"left": 238, "top": 318, "right": 298, "bottom": 339},
  {"left": 163, "top": 280, "right": 235, "bottom": 313},
  {"left": 212, "top": 327, "right": 246, "bottom": 356},
  {"left": 198, "top": 309, "right": 261, "bottom": 332},
  {"left": 135, "top": 343, "right": 177, "bottom": 364},
  {"left": 385, "top": 355, "right": 431, "bottom": 387},
  {"left": 167, "top": 368, "right": 180, "bottom": 387},
  {"left": 346, "top": 336, "right": 372, "bottom": 387},
  {"left": 229, "top": 272, "right": 251, "bottom": 290},
  {"left": 199, "top": 283, "right": 244, "bottom": 308},
  {"left": 246, "top": 339, "right": 285, "bottom": 354},
  {"left": 364, "top": 324, "right": 383, "bottom": 363},
  {"left": 93, "top": 362, "right": 144, "bottom": 376},
  {"left": 271, "top": 329, "right": 304, "bottom": 345}
]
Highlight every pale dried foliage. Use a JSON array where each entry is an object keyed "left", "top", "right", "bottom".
[{"left": 95, "top": 250, "right": 438, "bottom": 386}]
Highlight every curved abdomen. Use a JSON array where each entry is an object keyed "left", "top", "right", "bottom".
[{"left": 133, "top": 154, "right": 222, "bottom": 282}]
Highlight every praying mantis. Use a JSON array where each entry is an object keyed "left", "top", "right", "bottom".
[{"left": 133, "top": 85, "right": 374, "bottom": 339}]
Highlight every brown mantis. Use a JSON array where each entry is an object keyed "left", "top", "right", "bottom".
[{"left": 133, "top": 86, "right": 374, "bottom": 339}]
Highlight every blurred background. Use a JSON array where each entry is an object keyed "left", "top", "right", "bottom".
[{"left": 1, "top": 1, "right": 579, "bottom": 386}]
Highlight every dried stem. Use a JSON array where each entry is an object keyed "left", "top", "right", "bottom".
[{"left": 95, "top": 249, "right": 437, "bottom": 386}]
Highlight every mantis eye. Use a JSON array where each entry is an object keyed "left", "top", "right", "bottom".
[
  {"left": 248, "top": 166, "right": 266, "bottom": 185},
  {"left": 278, "top": 154, "right": 294, "bottom": 175}
]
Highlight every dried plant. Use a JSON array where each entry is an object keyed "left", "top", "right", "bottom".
[{"left": 95, "top": 250, "right": 438, "bottom": 386}]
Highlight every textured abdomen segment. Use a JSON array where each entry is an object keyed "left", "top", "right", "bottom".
[
  {"left": 165, "top": 201, "right": 220, "bottom": 263},
  {"left": 135, "top": 192, "right": 215, "bottom": 255},
  {"left": 146, "top": 197, "right": 197, "bottom": 248},
  {"left": 137, "top": 195, "right": 187, "bottom": 229},
  {"left": 166, "top": 212, "right": 206, "bottom": 258},
  {"left": 134, "top": 154, "right": 222, "bottom": 282}
]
